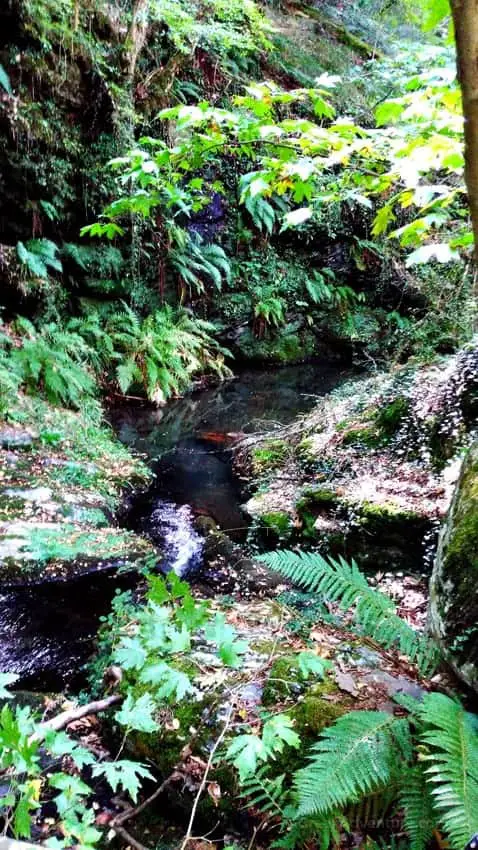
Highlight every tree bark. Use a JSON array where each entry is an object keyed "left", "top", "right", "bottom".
[{"left": 450, "top": 0, "right": 478, "bottom": 263}]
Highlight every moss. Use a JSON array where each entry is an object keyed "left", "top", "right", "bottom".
[
  {"left": 268, "top": 675, "right": 352, "bottom": 775},
  {"left": 252, "top": 440, "right": 288, "bottom": 475},
  {"left": 440, "top": 450, "right": 478, "bottom": 612},
  {"left": 358, "top": 500, "right": 420, "bottom": 530},
  {"left": 127, "top": 698, "right": 212, "bottom": 777},
  {"left": 294, "top": 487, "right": 339, "bottom": 539},
  {"left": 262, "top": 655, "right": 308, "bottom": 706},
  {"left": 296, "top": 487, "right": 338, "bottom": 509},
  {"left": 0, "top": 495, "right": 28, "bottom": 522},
  {"left": 260, "top": 511, "right": 293, "bottom": 542},
  {"left": 375, "top": 396, "right": 410, "bottom": 436},
  {"left": 341, "top": 425, "right": 381, "bottom": 448},
  {"left": 430, "top": 444, "right": 478, "bottom": 690},
  {"left": 237, "top": 329, "right": 316, "bottom": 366},
  {"left": 291, "top": 678, "right": 351, "bottom": 741}
]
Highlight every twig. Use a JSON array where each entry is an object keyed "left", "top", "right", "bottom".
[
  {"left": 179, "top": 706, "right": 234, "bottom": 850},
  {"left": 112, "top": 776, "right": 174, "bottom": 827},
  {"left": 35, "top": 694, "right": 123, "bottom": 738},
  {"left": 113, "top": 824, "right": 152, "bottom": 850}
]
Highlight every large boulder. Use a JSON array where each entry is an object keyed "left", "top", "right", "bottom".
[{"left": 428, "top": 442, "right": 478, "bottom": 692}]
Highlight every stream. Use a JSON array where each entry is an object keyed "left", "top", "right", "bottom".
[{"left": 1, "top": 363, "right": 352, "bottom": 689}]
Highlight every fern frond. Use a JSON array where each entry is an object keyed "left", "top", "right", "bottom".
[
  {"left": 420, "top": 692, "right": 478, "bottom": 850},
  {"left": 274, "top": 810, "right": 348, "bottom": 850},
  {"left": 400, "top": 765, "right": 436, "bottom": 850},
  {"left": 295, "top": 711, "right": 410, "bottom": 817},
  {"left": 241, "top": 768, "right": 288, "bottom": 818},
  {"left": 259, "top": 550, "right": 439, "bottom": 674}
]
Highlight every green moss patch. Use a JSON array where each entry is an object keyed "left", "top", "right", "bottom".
[{"left": 252, "top": 440, "right": 289, "bottom": 475}]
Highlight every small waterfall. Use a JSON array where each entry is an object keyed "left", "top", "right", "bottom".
[{"left": 149, "top": 499, "right": 204, "bottom": 576}]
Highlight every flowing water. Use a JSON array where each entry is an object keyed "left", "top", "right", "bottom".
[{"left": 2, "top": 363, "right": 352, "bottom": 688}]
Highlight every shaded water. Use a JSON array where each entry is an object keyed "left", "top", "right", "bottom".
[
  {"left": 111, "top": 363, "right": 351, "bottom": 536},
  {"left": 2, "top": 363, "right": 351, "bottom": 688}
]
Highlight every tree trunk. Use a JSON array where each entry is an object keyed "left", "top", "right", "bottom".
[{"left": 450, "top": 0, "right": 478, "bottom": 263}]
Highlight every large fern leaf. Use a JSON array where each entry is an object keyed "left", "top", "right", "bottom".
[
  {"left": 420, "top": 692, "right": 478, "bottom": 850},
  {"left": 259, "top": 549, "right": 439, "bottom": 674},
  {"left": 400, "top": 765, "right": 436, "bottom": 850},
  {"left": 295, "top": 711, "right": 410, "bottom": 817}
]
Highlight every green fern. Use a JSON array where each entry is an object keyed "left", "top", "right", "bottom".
[
  {"left": 17, "top": 239, "right": 62, "bottom": 280},
  {"left": 259, "top": 550, "right": 439, "bottom": 674},
  {"left": 241, "top": 768, "right": 288, "bottom": 818},
  {"left": 295, "top": 711, "right": 411, "bottom": 817},
  {"left": 170, "top": 229, "right": 231, "bottom": 296},
  {"left": 107, "top": 305, "right": 231, "bottom": 403},
  {"left": 399, "top": 765, "right": 436, "bottom": 850},
  {"left": 288, "top": 692, "right": 478, "bottom": 850},
  {"left": 0, "top": 329, "right": 21, "bottom": 417},
  {"left": 419, "top": 692, "right": 478, "bottom": 849},
  {"left": 10, "top": 318, "right": 98, "bottom": 411}
]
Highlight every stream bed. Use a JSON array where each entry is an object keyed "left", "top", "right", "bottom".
[{"left": 1, "top": 363, "right": 352, "bottom": 689}]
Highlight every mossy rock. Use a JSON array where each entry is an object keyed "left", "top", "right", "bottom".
[
  {"left": 236, "top": 328, "right": 316, "bottom": 365},
  {"left": 340, "top": 424, "right": 382, "bottom": 448},
  {"left": 429, "top": 442, "right": 478, "bottom": 692},
  {"left": 262, "top": 655, "right": 309, "bottom": 706},
  {"left": 252, "top": 440, "right": 288, "bottom": 475},
  {"left": 262, "top": 656, "right": 352, "bottom": 773},
  {"left": 125, "top": 697, "right": 213, "bottom": 777},
  {"left": 0, "top": 520, "right": 155, "bottom": 584},
  {"left": 253, "top": 511, "right": 293, "bottom": 547},
  {"left": 375, "top": 396, "right": 410, "bottom": 436},
  {"left": 291, "top": 678, "right": 352, "bottom": 742},
  {"left": 295, "top": 487, "right": 340, "bottom": 539}
]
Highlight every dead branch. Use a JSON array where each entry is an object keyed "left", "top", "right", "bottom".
[
  {"left": 112, "top": 775, "right": 174, "bottom": 827},
  {"left": 35, "top": 694, "right": 123, "bottom": 738},
  {"left": 113, "top": 825, "right": 152, "bottom": 850}
]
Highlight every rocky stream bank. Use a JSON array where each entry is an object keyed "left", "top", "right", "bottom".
[{"left": 1, "top": 349, "right": 478, "bottom": 845}]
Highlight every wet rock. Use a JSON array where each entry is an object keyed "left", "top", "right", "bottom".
[
  {"left": 428, "top": 441, "right": 478, "bottom": 693},
  {"left": 0, "top": 427, "right": 36, "bottom": 449},
  {"left": 3, "top": 486, "right": 53, "bottom": 504},
  {"left": 0, "top": 519, "right": 155, "bottom": 586},
  {"left": 199, "top": 527, "right": 284, "bottom": 594}
]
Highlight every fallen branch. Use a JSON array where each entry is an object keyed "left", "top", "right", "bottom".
[
  {"left": 113, "top": 825, "right": 152, "bottom": 850},
  {"left": 112, "top": 775, "right": 174, "bottom": 827},
  {"left": 35, "top": 694, "right": 123, "bottom": 738}
]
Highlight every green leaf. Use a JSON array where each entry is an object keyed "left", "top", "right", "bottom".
[
  {"left": 375, "top": 100, "right": 405, "bottom": 127},
  {"left": 44, "top": 731, "right": 95, "bottom": 769},
  {"left": 297, "top": 652, "right": 331, "bottom": 680},
  {"left": 262, "top": 714, "right": 301, "bottom": 754},
  {"left": 14, "top": 794, "right": 35, "bottom": 839},
  {"left": 225, "top": 734, "right": 267, "bottom": 781},
  {"left": 114, "top": 636, "right": 147, "bottom": 671},
  {"left": 115, "top": 693, "right": 160, "bottom": 733},
  {"left": 422, "top": 0, "right": 450, "bottom": 31},
  {"left": 92, "top": 761, "right": 154, "bottom": 803},
  {"left": 372, "top": 205, "right": 396, "bottom": 237},
  {"left": 140, "top": 662, "right": 193, "bottom": 701},
  {"left": 205, "top": 613, "right": 248, "bottom": 668}
]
